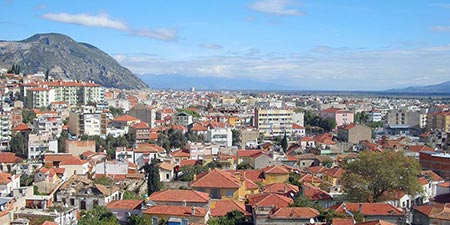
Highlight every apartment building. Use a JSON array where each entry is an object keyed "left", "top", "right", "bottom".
[
  {"left": 69, "top": 106, "right": 108, "bottom": 136},
  {"left": 387, "top": 110, "right": 420, "bottom": 127},
  {"left": 25, "top": 87, "right": 55, "bottom": 108},
  {"left": 427, "top": 112, "right": 450, "bottom": 132},
  {"left": 320, "top": 108, "right": 354, "bottom": 127},
  {"left": 255, "top": 108, "right": 293, "bottom": 136}
]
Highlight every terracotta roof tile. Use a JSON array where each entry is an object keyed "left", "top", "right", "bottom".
[
  {"left": 356, "top": 220, "right": 397, "bottom": 225},
  {"left": 262, "top": 165, "right": 290, "bottom": 175},
  {"left": 210, "top": 199, "right": 249, "bottom": 217},
  {"left": 112, "top": 114, "right": 140, "bottom": 122},
  {"left": 332, "top": 202, "right": 404, "bottom": 216},
  {"left": 270, "top": 207, "right": 319, "bottom": 219},
  {"left": 302, "top": 183, "right": 332, "bottom": 201},
  {"left": 248, "top": 193, "right": 293, "bottom": 208},
  {"left": 0, "top": 152, "right": 22, "bottom": 163},
  {"left": 263, "top": 183, "right": 299, "bottom": 194},
  {"left": 191, "top": 169, "right": 240, "bottom": 188},
  {"left": 332, "top": 218, "right": 355, "bottom": 225},
  {"left": 107, "top": 200, "right": 144, "bottom": 210},
  {"left": 150, "top": 190, "right": 210, "bottom": 203}
]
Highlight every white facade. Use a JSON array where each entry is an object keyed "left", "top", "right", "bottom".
[
  {"left": 207, "top": 127, "right": 232, "bottom": 147},
  {"left": 25, "top": 88, "right": 55, "bottom": 108},
  {"left": 255, "top": 108, "right": 293, "bottom": 136},
  {"left": 28, "top": 134, "right": 58, "bottom": 160},
  {"left": 33, "top": 114, "right": 63, "bottom": 138}
]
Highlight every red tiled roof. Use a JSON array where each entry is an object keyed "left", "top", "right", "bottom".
[
  {"left": 356, "top": 220, "right": 397, "bottom": 225},
  {"left": 331, "top": 202, "right": 404, "bottom": 216},
  {"left": 270, "top": 207, "right": 319, "bottom": 219},
  {"left": 12, "top": 123, "right": 32, "bottom": 131},
  {"left": 191, "top": 169, "right": 240, "bottom": 189},
  {"left": 242, "top": 170, "right": 264, "bottom": 183},
  {"left": 210, "top": 199, "right": 249, "bottom": 217},
  {"left": 131, "top": 122, "right": 150, "bottom": 129},
  {"left": 407, "top": 145, "right": 434, "bottom": 152},
  {"left": 292, "top": 123, "right": 305, "bottom": 129},
  {"left": 150, "top": 190, "right": 210, "bottom": 203},
  {"left": 135, "top": 143, "right": 165, "bottom": 153},
  {"left": 248, "top": 193, "right": 293, "bottom": 208},
  {"left": 107, "top": 200, "right": 144, "bottom": 210},
  {"left": 172, "top": 150, "right": 191, "bottom": 158},
  {"left": 44, "top": 153, "right": 75, "bottom": 162},
  {"left": 332, "top": 218, "right": 355, "bottom": 225},
  {"left": 262, "top": 165, "right": 289, "bottom": 175},
  {"left": 144, "top": 205, "right": 207, "bottom": 217},
  {"left": 0, "top": 172, "right": 12, "bottom": 185},
  {"left": 421, "top": 170, "right": 444, "bottom": 182},
  {"left": 302, "top": 183, "right": 332, "bottom": 201},
  {"left": 60, "top": 158, "right": 87, "bottom": 165},
  {"left": 180, "top": 159, "right": 198, "bottom": 167},
  {"left": 191, "top": 123, "right": 208, "bottom": 131},
  {"left": 112, "top": 114, "right": 140, "bottom": 122},
  {"left": 237, "top": 150, "right": 263, "bottom": 158},
  {"left": 0, "top": 152, "right": 22, "bottom": 163},
  {"left": 324, "top": 167, "right": 344, "bottom": 178},
  {"left": 263, "top": 182, "right": 299, "bottom": 194},
  {"left": 338, "top": 123, "right": 357, "bottom": 130},
  {"left": 418, "top": 177, "right": 429, "bottom": 185}
]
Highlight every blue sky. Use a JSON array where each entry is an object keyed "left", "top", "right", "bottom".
[{"left": 1, "top": 0, "right": 450, "bottom": 90}]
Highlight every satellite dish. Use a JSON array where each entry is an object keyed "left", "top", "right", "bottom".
[{"left": 309, "top": 218, "right": 315, "bottom": 224}]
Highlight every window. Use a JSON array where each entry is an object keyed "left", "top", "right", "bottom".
[
  {"left": 226, "top": 190, "right": 234, "bottom": 198},
  {"left": 152, "top": 217, "right": 158, "bottom": 225},
  {"left": 70, "top": 198, "right": 75, "bottom": 206},
  {"left": 166, "top": 174, "right": 170, "bottom": 180},
  {"left": 182, "top": 219, "right": 189, "bottom": 225}
]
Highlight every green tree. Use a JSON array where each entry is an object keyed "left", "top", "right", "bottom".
[
  {"left": 281, "top": 132, "right": 288, "bottom": 153},
  {"left": 123, "top": 190, "right": 142, "bottom": 200},
  {"left": 179, "top": 165, "right": 209, "bottom": 181},
  {"left": 355, "top": 112, "right": 370, "bottom": 124},
  {"left": 58, "top": 130, "right": 69, "bottom": 153},
  {"left": 22, "top": 109, "right": 36, "bottom": 124},
  {"left": 290, "top": 195, "right": 312, "bottom": 207},
  {"left": 108, "top": 106, "right": 124, "bottom": 117},
  {"left": 342, "top": 150, "right": 422, "bottom": 202},
  {"left": 10, "top": 132, "right": 28, "bottom": 156},
  {"left": 144, "top": 158, "right": 161, "bottom": 195},
  {"left": 236, "top": 163, "right": 253, "bottom": 170},
  {"left": 207, "top": 210, "right": 249, "bottom": 225},
  {"left": 126, "top": 214, "right": 153, "bottom": 225},
  {"left": 232, "top": 129, "right": 241, "bottom": 147},
  {"left": 78, "top": 206, "right": 119, "bottom": 225}
]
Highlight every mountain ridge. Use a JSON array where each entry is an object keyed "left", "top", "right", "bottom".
[
  {"left": 386, "top": 80, "right": 450, "bottom": 93},
  {"left": 0, "top": 33, "right": 147, "bottom": 89}
]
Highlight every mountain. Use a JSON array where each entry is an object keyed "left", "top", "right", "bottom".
[
  {"left": 386, "top": 80, "right": 450, "bottom": 93},
  {"left": 0, "top": 33, "right": 147, "bottom": 89},
  {"left": 138, "top": 74, "right": 295, "bottom": 91}
]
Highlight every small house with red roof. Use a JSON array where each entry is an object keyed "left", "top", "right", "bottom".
[
  {"left": 143, "top": 205, "right": 209, "bottom": 225},
  {"left": 292, "top": 123, "right": 306, "bottom": 137},
  {"left": 107, "top": 200, "right": 144, "bottom": 224},
  {"left": 237, "top": 150, "right": 273, "bottom": 169},
  {"left": 301, "top": 182, "right": 334, "bottom": 208},
  {"left": 110, "top": 114, "right": 141, "bottom": 134},
  {"left": 262, "top": 165, "right": 290, "bottom": 185},
  {"left": 210, "top": 199, "right": 249, "bottom": 217},
  {"left": 0, "top": 171, "right": 20, "bottom": 197},
  {"left": 331, "top": 202, "right": 405, "bottom": 224},
  {"left": 149, "top": 189, "right": 210, "bottom": 208},
  {"left": 0, "top": 152, "right": 23, "bottom": 173},
  {"left": 262, "top": 182, "right": 299, "bottom": 197},
  {"left": 412, "top": 203, "right": 450, "bottom": 225},
  {"left": 265, "top": 207, "right": 320, "bottom": 225},
  {"left": 133, "top": 143, "right": 166, "bottom": 168}
]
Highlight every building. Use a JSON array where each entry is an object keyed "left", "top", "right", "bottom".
[
  {"left": 130, "top": 122, "right": 151, "bottom": 143},
  {"left": 25, "top": 87, "right": 55, "bottom": 109},
  {"left": 28, "top": 134, "right": 58, "bottom": 160},
  {"left": 255, "top": 108, "right": 293, "bottom": 136},
  {"left": 68, "top": 106, "right": 108, "bottom": 137},
  {"left": 127, "top": 104, "right": 156, "bottom": 128},
  {"left": 337, "top": 123, "right": 372, "bottom": 144},
  {"left": 110, "top": 114, "right": 141, "bottom": 134},
  {"left": 320, "top": 108, "right": 354, "bottom": 128},
  {"left": 427, "top": 111, "right": 450, "bottom": 132},
  {"left": 369, "top": 109, "right": 383, "bottom": 122},
  {"left": 33, "top": 113, "right": 63, "bottom": 138},
  {"left": 387, "top": 110, "right": 420, "bottom": 127},
  {"left": 206, "top": 127, "right": 232, "bottom": 147},
  {"left": 0, "top": 111, "right": 11, "bottom": 151},
  {"left": 107, "top": 200, "right": 145, "bottom": 224},
  {"left": 419, "top": 151, "right": 450, "bottom": 179},
  {"left": 172, "top": 112, "right": 193, "bottom": 126}
]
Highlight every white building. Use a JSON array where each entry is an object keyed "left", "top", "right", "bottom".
[
  {"left": 255, "top": 108, "right": 293, "bottom": 136},
  {"left": 207, "top": 127, "right": 232, "bottom": 147},
  {"left": 28, "top": 134, "right": 58, "bottom": 160},
  {"left": 33, "top": 113, "right": 63, "bottom": 138},
  {"left": 25, "top": 87, "right": 55, "bottom": 109}
]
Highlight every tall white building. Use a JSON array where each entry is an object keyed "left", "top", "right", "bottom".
[
  {"left": 207, "top": 127, "right": 232, "bottom": 147},
  {"left": 255, "top": 108, "right": 293, "bottom": 136}
]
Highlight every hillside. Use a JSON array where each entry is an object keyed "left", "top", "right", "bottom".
[
  {"left": 0, "top": 33, "right": 147, "bottom": 89},
  {"left": 386, "top": 80, "right": 450, "bottom": 93}
]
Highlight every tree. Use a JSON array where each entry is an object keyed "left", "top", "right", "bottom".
[
  {"left": 58, "top": 130, "right": 69, "bottom": 153},
  {"left": 342, "top": 150, "right": 422, "bottom": 202},
  {"left": 10, "top": 132, "right": 28, "bottom": 156},
  {"left": 144, "top": 158, "right": 161, "bottom": 196},
  {"left": 179, "top": 165, "right": 209, "bottom": 181},
  {"left": 123, "top": 190, "right": 142, "bottom": 200},
  {"left": 207, "top": 210, "right": 249, "bottom": 225},
  {"left": 127, "top": 214, "right": 153, "bottom": 225},
  {"left": 78, "top": 205, "right": 119, "bottom": 225},
  {"left": 108, "top": 106, "right": 124, "bottom": 117},
  {"left": 281, "top": 132, "right": 288, "bottom": 153},
  {"left": 236, "top": 163, "right": 253, "bottom": 170},
  {"left": 22, "top": 109, "right": 36, "bottom": 124},
  {"left": 45, "top": 68, "right": 49, "bottom": 80},
  {"left": 232, "top": 129, "right": 241, "bottom": 147},
  {"left": 355, "top": 112, "right": 369, "bottom": 124}
]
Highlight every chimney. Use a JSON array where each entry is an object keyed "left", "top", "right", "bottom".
[
  {"left": 359, "top": 203, "right": 363, "bottom": 213},
  {"left": 191, "top": 206, "right": 195, "bottom": 216}
]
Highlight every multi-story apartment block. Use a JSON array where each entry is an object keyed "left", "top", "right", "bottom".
[
  {"left": 25, "top": 87, "right": 55, "bottom": 109},
  {"left": 33, "top": 113, "right": 63, "bottom": 138},
  {"left": 387, "top": 110, "right": 420, "bottom": 127},
  {"left": 255, "top": 108, "right": 293, "bottom": 136},
  {"left": 69, "top": 106, "right": 108, "bottom": 137},
  {"left": 320, "top": 108, "right": 354, "bottom": 128},
  {"left": 0, "top": 111, "right": 11, "bottom": 151},
  {"left": 368, "top": 109, "right": 383, "bottom": 122},
  {"left": 128, "top": 104, "right": 156, "bottom": 128},
  {"left": 427, "top": 112, "right": 450, "bottom": 132},
  {"left": 28, "top": 134, "right": 58, "bottom": 160},
  {"left": 21, "top": 80, "right": 104, "bottom": 108}
]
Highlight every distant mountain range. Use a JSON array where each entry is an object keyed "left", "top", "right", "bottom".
[
  {"left": 0, "top": 33, "right": 147, "bottom": 89},
  {"left": 386, "top": 80, "right": 450, "bottom": 93},
  {"left": 138, "top": 74, "right": 295, "bottom": 91}
]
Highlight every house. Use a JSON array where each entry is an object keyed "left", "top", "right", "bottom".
[
  {"left": 55, "top": 175, "right": 121, "bottom": 211},
  {"left": 292, "top": 123, "right": 306, "bottom": 138},
  {"left": 261, "top": 165, "right": 290, "bottom": 185},
  {"left": 94, "top": 160, "right": 129, "bottom": 180},
  {"left": 59, "top": 157, "right": 91, "bottom": 177},
  {"left": 171, "top": 150, "right": 191, "bottom": 165},
  {"left": 210, "top": 199, "right": 249, "bottom": 217},
  {"left": 149, "top": 189, "right": 210, "bottom": 207},
  {"left": 143, "top": 205, "right": 209, "bottom": 225},
  {"left": 0, "top": 172, "right": 20, "bottom": 197},
  {"left": 301, "top": 182, "right": 334, "bottom": 208},
  {"left": 0, "top": 152, "right": 22, "bottom": 173},
  {"left": 262, "top": 182, "right": 299, "bottom": 197},
  {"left": 110, "top": 114, "right": 141, "bottom": 134},
  {"left": 107, "top": 200, "right": 145, "bottom": 224},
  {"left": 264, "top": 207, "right": 320, "bottom": 225},
  {"left": 237, "top": 150, "right": 273, "bottom": 169},
  {"left": 331, "top": 202, "right": 405, "bottom": 224},
  {"left": 159, "top": 161, "right": 174, "bottom": 182},
  {"left": 172, "top": 112, "right": 193, "bottom": 126},
  {"left": 419, "top": 151, "right": 450, "bottom": 179},
  {"left": 337, "top": 123, "right": 372, "bottom": 144},
  {"left": 322, "top": 167, "right": 345, "bottom": 187},
  {"left": 65, "top": 140, "right": 96, "bottom": 157},
  {"left": 206, "top": 127, "right": 232, "bottom": 147},
  {"left": 133, "top": 143, "right": 166, "bottom": 168},
  {"left": 190, "top": 169, "right": 257, "bottom": 200},
  {"left": 34, "top": 167, "right": 60, "bottom": 184},
  {"left": 28, "top": 134, "right": 58, "bottom": 160},
  {"left": 412, "top": 203, "right": 450, "bottom": 225},
  {"left": 248, "top": 193, "right": 294, "bottom": 225},
  {"left": 320, "top": 108, "right": 354, "bottom": 128}
]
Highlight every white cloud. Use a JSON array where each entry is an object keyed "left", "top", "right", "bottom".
[
  {"left": 250, "top": 0, "right": 304, "bottom": 16},
  {"left": 132, "top": 28, "right": 177, "bottom": 41},
  {"left": 42, "top": 12, "right": 178, "bottom": 42},
  {"left": 42, "top": 13, "right": 129, "bottom": 31},
  {"left": 431, "top": 25, "right": 450, "bottom": 32},
  {"left": 114, "top": 45, "right": 450, "bottom": 90},
  {"left": 199, "top": 43, "right": 223, "bottom": 49}
]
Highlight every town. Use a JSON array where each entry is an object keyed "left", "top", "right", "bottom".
[{"left": 0, "top": 67, "right": 448, "bottom": 225}]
